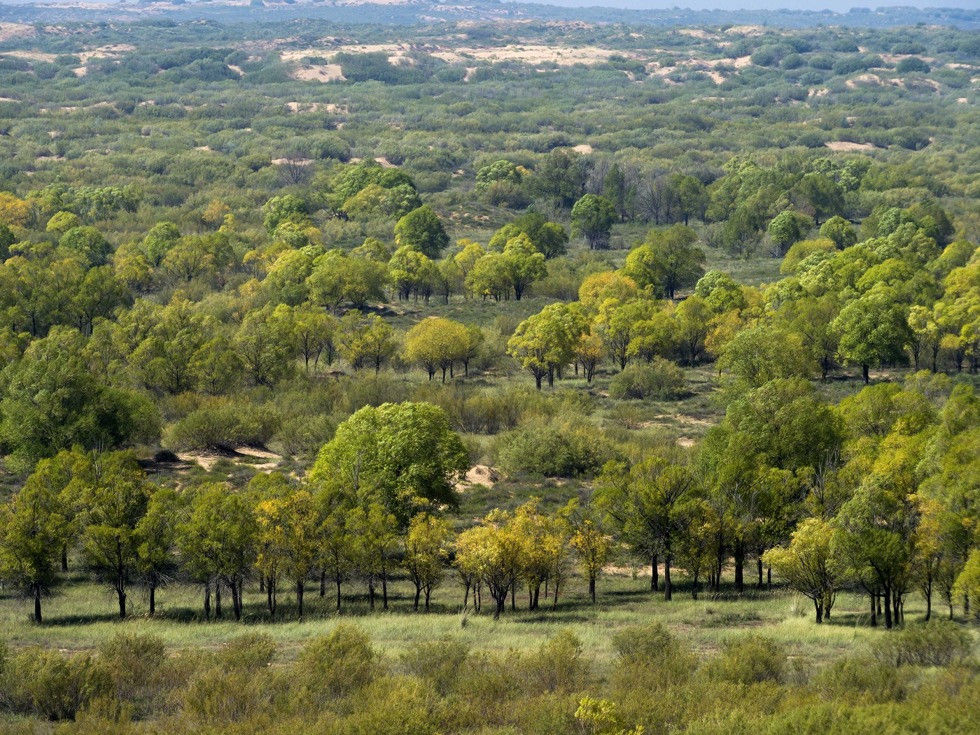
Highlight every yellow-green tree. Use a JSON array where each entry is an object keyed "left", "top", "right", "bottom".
[
  {"left": 404, "top": 512, "right": 452, "bottom": 611},
  {"left": 403, "top": 316, "right": 470, "bottom": 381}
]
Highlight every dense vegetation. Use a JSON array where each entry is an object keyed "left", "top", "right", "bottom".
[{"left": 0, "top": 6, "right": 977, "bottom": 733}]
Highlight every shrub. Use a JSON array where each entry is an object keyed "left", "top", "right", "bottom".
[
  {"left": 182, "top": 666, "right": 273, "bottom": 725},
  {"left": 164, "top": 399, "right": 280, "bottom": 451},
  {"left": 813, "top": 655, "right": 908, "bottom": 702},
  {"left": 714, "top": 635, "right": 786, "bottom": 685},
  {"left": 3, "top": 648, "right": 111, "bottom": 720},
  {"left": 217, "top": 633, "right": 277, "bottom": 671},
  {"left": 296, "top": 624, "right": 377, "bottom": 701},
  {"left": 521, "top": 631, "right": 587, "bottom": 694},
  {"left": 875, "top": 622, "right": 972, "bottom": 667},
  {"left": 608, "top": 359, "right": 685, "bottom": 400},
  {"left": 400, "top": 639, "right": 470, "bottom": 696},
  {"left": 97, "top": 633, "right": 166, "bottom": 715},
  {"left": 495, "top": 420, "right": 614, "bottom": 477}
]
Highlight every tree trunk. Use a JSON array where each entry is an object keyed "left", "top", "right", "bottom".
[
  {"left": 424, "top": 587, "right": 431, "bottom": 612},
  {"left": 883, "top": 586, "right": 893, "bottom": 629},
  {"left": 33, "top": 583, "right": 42, "bottom": 624},
  {"left": 215, "top": 582, "right": 221, "bottom": 619},
  {"left": 862, "top": 363, "right": 870, "bottom": 384},
  {"left": 368, "top": 579, "right": 375, "bottom": 611},
  {"left": 870, "top": 592, "right": 877, "bottom": 627},
  {"left": 149, "top": 582, "right": 156, "bottom": 617},
  {"left": 733, "top": 542, "right": 745, "bottom": 593},
  {"left": 414, "top": 585, "right": 421, "bottom": 611},
  {"left": 117, "top": 585, "right": 127, "bottom": 619},
  {"left": 320, "top": 571, "right": 326, "bottom": 597},
  {"left": 296, "top": 579, "right": 305, "bottom": 619},
  {"left": 664, "top": 556, "right": 673, "bottom": 601},
  {"left": 757, "top": 557, "right": 764, "bottom": 588},
  {"left": 814, "top": 598, "right": 823, "bottom": 623},
  {"left": 204, "top": 580, "right": 212, "bottom": 621},
  {"left": 925, "top": 580, "right": 932, "bottom": 621},
  {"left": 589, "top": 575, "right": 596, "bottom": 603},
  {"left": 651, "top": 554, "right": 659, "bottom": 592},
  {"left": 336, "top": 575, "right": 342, "bottom": 612},
  {"left": 61, "top": 545, "right": 68, "bottom": 572},
  {"left": 382, "top": 573, "right": 388, "bottom": 611}
]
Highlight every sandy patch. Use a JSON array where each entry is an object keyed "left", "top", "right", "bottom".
[
  {"left": 825, "top": 141, "right": 877, "bottom": 151},
  {"left": 285, "top": 101, "right": 346, "bottom": 114},
  {"left": 725, "top": 25, "right": 764, "bottom": 35},
  {"left": 678, "top": 29, "right": 715, "bottom": 40},
  {"left": 1, "top": 50, "right": 58, "bottom": 63},
  {"left": 0, "top": 22, "right": 34, "bottom": 42},
  {"left": 0, "top": 96, "right": 17, "bottom": 103},
  {"left": 374, "top": 156, "right": 395, "bottom": 168},
  {"left": 572, "top": 143, "right": 593, "bottom": 154},
  {"left": 292, "top": 64, "right": 345, "bottom": 83},
  {"left": 456, "top": 464, "right": 500, "bottom": 492},
  {"left": 463, "top": 66, "right": 477, "bottom": 82},
  {"left": 431, "top": 44, "right": 632, "bottom": 66},
  {"left": 808, "top": 87, "right": 829, "bottom": 97},
  {"left": 228, "top": 64, "right": 244, "bottom": 76},
  {"left": 271, "top": 157, "right": 313, "bottom": 166}
]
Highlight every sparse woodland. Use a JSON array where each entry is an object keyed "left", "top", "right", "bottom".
[{"left": 0, "top": 7, "right": 977, "bottom": 733}]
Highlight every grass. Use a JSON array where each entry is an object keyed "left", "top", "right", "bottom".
[{"left": 3, "top": 569, "right": 965, "bottom": 669}]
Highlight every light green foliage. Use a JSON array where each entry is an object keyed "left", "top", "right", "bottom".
[
  {"left": 394, "top": 205, "right": 449, "bottom": 259},
  {"left": 571, "top": 194, "right": 617, "bottom": 250},
  {"left": 311, "top": 401, "right": 468, "bottom": 523}
]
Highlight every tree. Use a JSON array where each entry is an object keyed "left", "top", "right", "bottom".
[
  {"left": 466, "top": 252, "right": 512, "bottom": 302},
  {"left": 571, "top": 517, "right": 610, "bottom": 603},
  {"left": 595, "top": 450, "right": 695, "bottom": 600},
  {"left": 339, "top": 313, "right": 397, "bottom": 373},
  {"left": 263, "top": 194, "right": 309, "bottom": 234},
  {"left": 819, "top": 216, "right": 857, "bottom": 249},
  {"left": 571, "top": 194, "right": 616, "bottom": 250},
  {"left": 454, "top": 510, "right": 523, "bottom": 619},
  {"left": 623, "top": 225, "right": 705, "bottom": 298},
  {"left": 307, "top": 250, "right": 388, "bottom": 311},
  {"left": 767, "top": 211, "right": 813, "bottom": 256},
  {"left": 177, "top": 485, "right": 257, "bottom": 621},
  {"left": 73, "top": 451, "right": 152, "bottom": 618},
  {"left": 348, "top": 502, "right": 399, "bottom": 610},
  {"left": 508, "top": 303, "right": 584, "bottom": 388},
  {"left": 0, "top": 460, "right": 69, "bottom": 622},
  {"left": 234, "top": 305, "right": 294, "bottom": 387},
  {"left": 135, "top": 488, "right": 180, "bottom": 617},
  {"left": 488, "top": 212, "right": 569, "bottom": 258},
  {"left": 763, "top": 518, "right": 843, "bottom": 623},
  {"left": 0, "top": 326, "right": 158, "bottom": 469},
  {"left": 310, "top": 401, "right": 468, "bottom": 525},
  {"left": 673, "top": 498, "right": 716, "bottom": 599},
  {"left": 718, "top": 324, "right": 817, "bottom": 389},
  {"left": 394, "top": 205, "right": 449, "bottom": 259},
  {"left": 317, "top": 502, "right": 352, "bottom": 611},
  {"left": 404, "top": 512, "right": 452, "bottom": 611},
  {"left": 833, "top": 285, "right": 912, "bottom": 383},
  {"left": 403, "top": 316, "right": 470, "bottom": 381},
  {"left": 502, "top": 233, "right": 547, "bottom": 300},
  {"left": 58, "top": 226, "right": 112, "bottom": 266}
]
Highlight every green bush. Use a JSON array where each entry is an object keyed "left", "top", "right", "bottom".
[
  {"left": 495, "top": 419, "right": 615, "bottom": 477},
  {"left": 400, "top": 639, "right": 470, "bottom": 696},
  {"left": 813, "top": 655, "right": 908, "bottom": 703},
  {"left": 608, "top": 359, "right": 685, "bottom": 400},
  {"left": 296, "top": 624, "right": 377, "bottom": 702},
  {"left": 164, "top": 399, "right": 280, "bottom": 451},
  {"left": 713, "top": 635, "right": 786, "bottom": 685},
  {"left": 97, "top": 633, "right": 166, "bottom": 715},
  {"left": 875, "top": 622, "right": 972, "bottom": 667},
  {"left": 3, "top": 647, "right": 111, "bottom": 720}
]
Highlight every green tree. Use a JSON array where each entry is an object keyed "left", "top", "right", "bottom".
[
  {"left": 0, "top": 460, "right": 69, "bottom": 622},
  {"left": 307, "top": 250, "right": 388, "bottom": 311},
  {"left": 403, "top": 316, "right": 469, "bottom": 381},
  {"left": 819, "top": 216, "right": 857, "bottom": 249},
  {"left": 623, "top": 225, "right": 704, "bottom": 298},
  {"left": 767, "top": 211, "right": 813, "bottom": 256},
  {"left": 403, "top": 512, "right": 451, "bottom": 611},
  {"left": 833, "top": 285, "right": 912, "bottom": 383},
  {"left": 348, "top": 502, "right": 399, "bottom": 610},
  {"left": 502, "top": 233, "right": 547, "bottom": 300},
  {"left": 310, "top": 402, "right": 468, "bottom": 525},
  {"left": 177, "top": 485, "right": 257, "bottom": 621},
  {"left": 394, "top": 205, "right": 449, "bottom": 259},
  {"left": 571, "top": 194, "right": 616, "bottom": 250},
  {"left": 508, "top": 303, "right": 584, "bottom": 388},
  {"left": 339, "top": 312, "right": 397, "bottom": 373},
  {"left": 73, "top": 451, "right": 152, "bottom": 618},
  {"left": 763, "top": 518, "right": 844, "bottom": 623},
  {"left": 571, "top": 516, "right": 610, "bottom": 603},
  {"left": 135, "top": 488, "right": 180, "bottom": 617}
]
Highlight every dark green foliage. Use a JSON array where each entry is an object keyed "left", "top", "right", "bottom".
[{"left": 608, "top": 359, "right": 686, "bottom": 400}]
